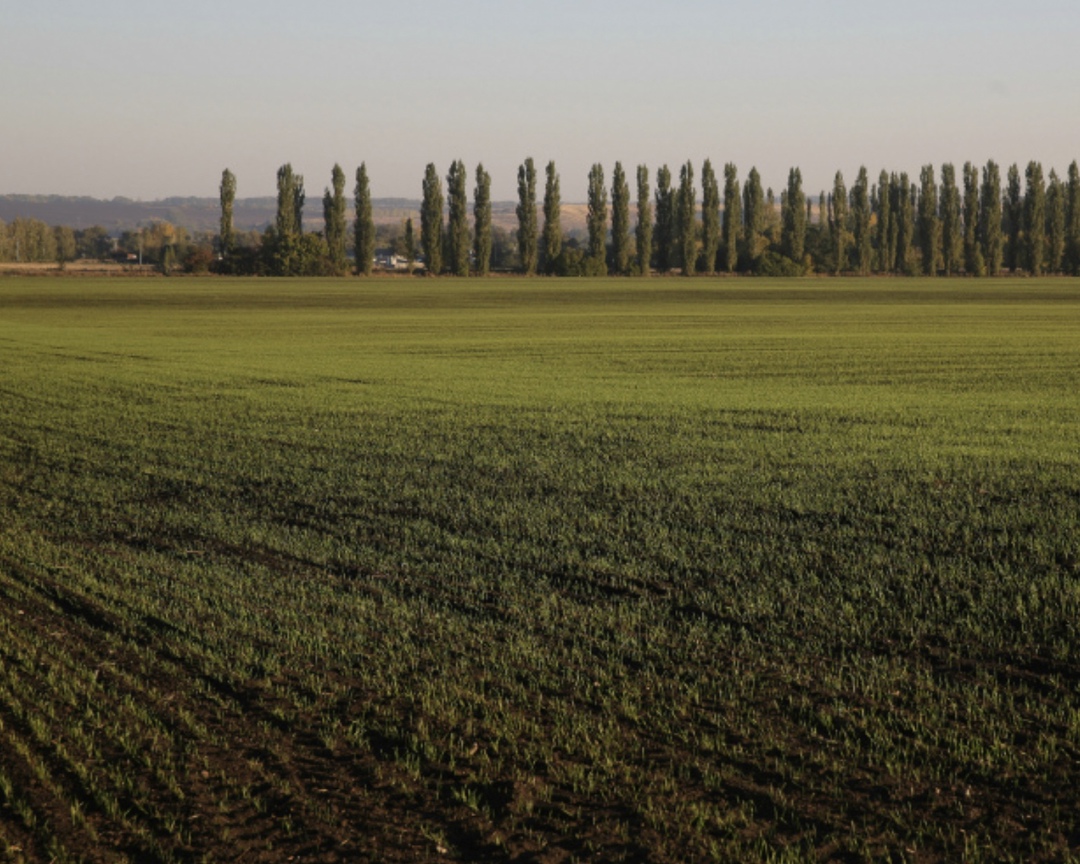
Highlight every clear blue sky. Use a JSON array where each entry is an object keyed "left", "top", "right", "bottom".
[{"left": 2, "top": 0, "right": 1078, "bottom": 202}]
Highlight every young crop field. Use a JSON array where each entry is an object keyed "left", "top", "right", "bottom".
[{"left": 1, "top": 276, "right": 1079, "bottom": 862}]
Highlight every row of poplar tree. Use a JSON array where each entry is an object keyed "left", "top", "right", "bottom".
[{"left": 217, "top": 159, "right": 1080, "bottom": 277}]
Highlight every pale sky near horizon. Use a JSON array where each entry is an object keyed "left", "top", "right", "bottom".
[{"left": 2, "top": 0, "right": 1078, "bottom": 203}]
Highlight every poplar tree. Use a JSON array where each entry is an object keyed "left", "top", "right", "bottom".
[
  {"left": 323, "top": 163, "right": 347, "bottom": 274},
  {"left": 980, "top": 160, "right": 1003, "bottom": 276},
  {"left": 446, "top": 160, "right": 470, "bottom": 276},
  {"left": 894, "top": 173, "right": 914, "bottom": 274},
  {"left": 765, "top": 188, "right": 780, "bottom": 249},
  {"left": 353, "top": 163, "right": 375, "bottom": 275},
  {"left": 421, "top": 163, "right": 443, "bottom": 275},
  {"left": 830, "top": 171, "right": 848, "bottom": 273},
  {"left": 849, "top": 167, "right": 871, "bottom": 274},
  {"left": 404, "top": 217, "right": 416, "bottom": 272},
  {"left": 781, "top": 167, "right": 807, "bottom": 265},
  {"left": 742, "top": 167, "right": 765, "bottom": 268},
  {"left": 611, "top": 162, "right": 632, "bottom": 275},
  {"left": 635, "top": 165, "right": 652, "bottom": 276},
  {"left": 293, "top": 173, "right": 305, "bottom": 236},
  {"left": 875, "top": 170, "right": 892, "bottom": 272},
  {"left": 1022, "top": 161, "right": 1046, "bottom": 276},
  {"left": 1047, "top": 169, "right": 1066, "bottom": 274},
  {"left": 963, "top": 162, "right": 983, "bottom": 275},
  {"left": 940, "top": 164, "right": 962, "bottom": 276},
  {"left": 700, "top": 159, "right": 721, "bottom": 273},
  {"left": 473, "top": 163, "right": 492, "bottom": 276},
  {"left": 219, "top": 168, "right": 236, "bottom": 259},
  {"left": 1005, "top": 164, "right": 1022, "bottom": 272},
  {"left": 917, "top": 164, "right": 941, "bottom": 275},
  {"left": 722, "top": 163, "right": 741, "bottom": 273},
  {"left": 276, "top": 163, "right": 300, "bottom": 238},
  {"left": 516, "top": 158, "right": 538, "bottom": 275},
  {"left": 654, "top": 165, "right": 674, "bottom": 272},
  {"left": 676, "top": 161, "right": 696, "bottom": 276},
  {"left": 586, "top": 163, "right": 608, "bottom": 275},
  {"left": 1068, "top": 161, "right": 1080, "bottom": 275},
  {"left": 541, "top": 161, "right": 562, "bottom": 274}
]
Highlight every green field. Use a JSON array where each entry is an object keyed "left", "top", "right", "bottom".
[{"left": 1, "top": 277, "right": 1079, "bottom": 862}]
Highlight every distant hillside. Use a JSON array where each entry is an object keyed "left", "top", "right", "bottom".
[{"left": 0, "top": 195, "right": 589, "bottom": 236}]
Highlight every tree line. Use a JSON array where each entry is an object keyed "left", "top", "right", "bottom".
[
  {"left": 0, "top": 217, "right": 228, "bottom": 272},
  {"left": 5, "top": 158, "right": 1078, "bottom": 277},
  {"left": 217, "top": 158, "right": 1079, "bottom": 277}
]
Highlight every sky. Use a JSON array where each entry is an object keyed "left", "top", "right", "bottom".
[{"left": 2, "top": 0, "right": 1079, "bottom": 203}]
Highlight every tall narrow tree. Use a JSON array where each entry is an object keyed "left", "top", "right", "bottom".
[
  {"left": 611, "top": 162, "right": 631, "bottom": 275},
  {"left": 781, "top": 167, "right": 807, "bottom": 265},
  {"left": 354, "top": 163, "right": 375, "bottom": 275},
  {"left": 1047, "top": 169, "right": 1066, "bottom": 274},
  {"left": 404, "top": 217, "right": 416, "bottom": 272},
  {"left": 219, "top": 168, "right": 236, "bottom": 260},
  {"left": 830, "top": 171, "right": 848, "bottom": 274},
  {"left": 516, "top": 158, "right": 538, "bottom": 275},
  {"left": 980, "top": 160, "right": 1003, "bottom": 276},
  {"left": 1022, "top": 161, "right": 1046, "bottom": 276},
  {"left": 654, "top": 165, "right": 674, "bottom": 272},
  {"left": 586, "top": 163, "right": 608, "bottom": 275},
  {"left": 940, "top": 164, "right": 962, "bottom": 276},
  {"left": 421, "top": 163, "right": 443, "bottom": 275},
  {"left": 875, "top": 170, "right": 892, "bottom": 273},
  {"left": 917, "top": 164, "right": 941, "bottom": 276},
  {"left": 742, "top": 167, "right": 765, "bottom": 268},
  {"left": 473, "top": 163, "right": 492, "bottom": 276},
  {"left": 293, "top": 174, "right": 306, "bottom": 236},
  {"left": 276, "top": 163, "right": 300, "bottom": 239},
  {"left": 676, "top": 161, "right": 696, "bottom": 275},
  {"left": 722, "top": 163, "right": 741, "bottom": 272},
  {"left": 541, "top": 160, "right": 562, "bottom": 274},
  {"left": 765, "top": 188, "right": 780, "bottom": 249},
  {"left": 446, "top": 160, "right": 470, "bottom": 276},
  {"left": 1068, "top": 161, "right": 1080, "bottom": 275},
  {"left": 963, "top": 162, "right": 982, "bottom": 275},
  {"left": 635, "top": 165, "right": 653, "bottom": 276},
  {"left": 323, "top": 164, "right": 347, "bottom": 274},
  {"left": 894, "top": 173, "right": 914, "bottom": 274},
  {"left": 1004, "top": 164, "right": 1023, "bottom": 272},
  {"left": 700, "top": 160, "right": 721, "bottom": 273},
  {"left": 850, "top": 167, "right": 871, "bottom": 274}
]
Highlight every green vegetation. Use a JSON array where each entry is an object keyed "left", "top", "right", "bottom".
[
  {"left": 918, "top": 164, "right": 941, "bottom": 277},
  {"left": 635, "top": 165, "right": 652, "bottom": 277},
  {"left": 8, "top": 156, "right": 1080, "bottom": 277},
  {"left": 421, "top": 164, "right": 443, "bottom": 276},
  {"left": 940, "top": 164, "right": 962, "bottom": 276},
  {"left": 353, "top": 163, "right": 376, "bottom": 276},
  {"left": 676, "top": 161, "right": 696, "bottom": 277},
  {"left": 721, "top": 163, "right": 741, "bottom": 273},
  {"left": 654, "top": 165, "right": 674, "bottom": 274},
  {"left": 541, "top": 161, "right": 561, "bottom": 276},
  {"left": 610, "top": 163, "right": 631, "bottom": 277},
  {"left": 742, "top": 168, "right": 765, "bottom": 269},
  {"left": 700, "top": 160, "right": 720, "bottom": 276},
  {"left": 981, "top": 161, "right": 1004, "bottom": 276},
  {"left": 218, "top": 169, "right": 236, "bottom": 261},
  {"left": 322, "top": 164, "right": 348, "bottom": 276},
  {"left": 782, "top": 167, "right": 807, "bottom": 269},
  {"left": 446, "top": 161, "right": 470, "bottom": 278},
  {"left": 1, "top": 277, "right": 1079, "bottom": 862},
  {"left": 473, "top": 164, "right": 492, "bottom": 277},
  {"left": 586, "top": 164, "right": 607, "bottom": 276},
  {"left": 516, "top": 159, "right": 538, "bottom": 276}
]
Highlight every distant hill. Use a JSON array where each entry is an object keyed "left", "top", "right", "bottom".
[{"left": 0, "top": 195, "right": 589, "bottom": 236}]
